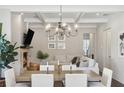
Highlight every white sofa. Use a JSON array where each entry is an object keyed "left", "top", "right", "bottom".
[
  {"left": 54, "top": 55, "right": 99, "bottom": 75},
  {"left": 54, "top": 55, "right": 80, "bottom": 64}
]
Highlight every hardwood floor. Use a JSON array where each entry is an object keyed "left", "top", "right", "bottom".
[
  {"left": 99, "top": 72, "right": 124, "bottom": 87},
  {"left": 53, "top": 80, "right": 124, "bottom": 87},
  {"left": 16, "top": 71, "right": 124, "bottom": 87},
  {"left": 54, "top": 81, "right": 64, "bottom": 87},
  {"left": 111, "top": 79, "right": 124, "bottom": 87}
]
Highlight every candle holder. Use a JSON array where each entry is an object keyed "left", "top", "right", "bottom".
[
  {"left": 70, "top": 65, "right": 72, "bottom": 74},
  {"left": 58, "top": 65, "right": 61, "bottom": 74},
  {"left": 47, "top": 67, "right": 49, "bottom": 74}
]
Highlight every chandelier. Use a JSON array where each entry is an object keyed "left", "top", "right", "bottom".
[{"left": 45, "top": 5, "right": 78, "bottom": 38}]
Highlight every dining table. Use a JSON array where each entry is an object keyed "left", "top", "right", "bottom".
[{"left": 16, "top": 65, "right": 101, "bottom": 83}]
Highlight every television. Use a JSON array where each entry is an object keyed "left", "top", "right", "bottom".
[{"left": 23, "top": 29, "right": 34, "bottom": 47}]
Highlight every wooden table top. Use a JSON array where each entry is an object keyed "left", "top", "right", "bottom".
[{"left": 16, "top": 70, "right": 101, "bottom": 82}]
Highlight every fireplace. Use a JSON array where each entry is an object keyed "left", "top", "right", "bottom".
[
  {"left": 23, "top": 52, "right": 28, "bottom": 68},
  {"left": 20, "top": 48, "right": 32, "bottom": 71}
]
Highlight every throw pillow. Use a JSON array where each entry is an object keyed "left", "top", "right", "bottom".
[
  {"left": 71, "top": 57, "right": 78, "bottom": 64},
  {"left": 88, "top": 58, "right": 96, "bottom": 67},
  {"left": 76, "top": 61, "right": 80, "bottom": 67},
  {"left": 76, "top": 57, "right": 80, "bottom": 67},
  {"left": 79, "top": 61, "right": 88, "bottom": 67}
]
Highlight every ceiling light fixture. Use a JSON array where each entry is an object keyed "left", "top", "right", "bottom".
[{"left": 45, "top": 5, "right": 78, "bottom": 38}]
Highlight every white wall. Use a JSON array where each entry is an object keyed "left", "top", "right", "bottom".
[
  {"left": 29, "top": 28, "right": 96, "bottom": 64},
  {"left": 11, "top": 13, "right": 24, "bottom": 75},
  {"left": 96, "top": 13, "right": 124, "bottom": 84},
  {"left": 0, "top": 9, "right": 11, "bottom": 41}
]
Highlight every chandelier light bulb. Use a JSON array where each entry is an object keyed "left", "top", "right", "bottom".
[
  {"left": 62, "top": 23, "right": 66, "bottom": 26},
  {"left": 56, "top": 27, "right": 58, "bottom": 31},
  {"left": 74, "top": 24, "right": 78, "bottom": 29},
  {"left": 68, "top": 27, "right": 71, "bottom": 31},
  {"left": 46, "top": 24, "right": 51, "bottom": 29}
]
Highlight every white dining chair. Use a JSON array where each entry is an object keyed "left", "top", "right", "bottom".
[
  {"left": 40, "top": 65, "right": 54, "bottom": 71},
  {"left": 62, "top": 65, "right": 77, "bottom": 71},
  {"left": 91, "top": 62, "right": 99, "bottom": 75},
  {"left": 65, "top": 74, "right": 87, "bottom": 87},
  {"left": 88, "top": 67, "right": 113, "bottom": 87},
  {"left": 4, "top": 68, "right": 29, "bottom": 87},
  {"left": 31, "top": 74, "right": 54, "bottom": 87}
]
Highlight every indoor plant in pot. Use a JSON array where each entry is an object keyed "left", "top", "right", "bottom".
[
  {"left": 0, "top": 34, "right": 19, "bottom": 78},
  {"left": 37, "top": 50, "right": 49, "bottom": 65}
]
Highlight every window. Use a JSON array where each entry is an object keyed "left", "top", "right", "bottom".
[{"left": 83, "top": 33, "right": 90, "bottom": 56}]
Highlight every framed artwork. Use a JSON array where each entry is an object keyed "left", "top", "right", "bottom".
[
  {"left": 57, "top": 35, "right": 65, "bottom": 41},
  {"left": 118, "top": 32, "right": 124, "bottom": 57},
  {"left": 0, "top": 23, "right": 2, "bottom": 35},
  {"left": 48, "top": 35, "right": 56, "bottom": 41},
  {"left": 48, "top": 42, "right": 56, "bottom": 49},
  {"left": 57, "top": 42, "right": 66, "bottom": 49}
]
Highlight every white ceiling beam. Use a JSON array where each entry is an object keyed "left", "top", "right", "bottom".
[
  {"left": 35, "top": 13, "right": 46, "bottom": 24},
  {"left": 24, "top": 18, "right": 41, "bottom": 23},
  {"left": 29, "top": 24, "right": 97, "bottom": 29},
  {"left": 79, "top": 26, "right": 97, "bottom": 28},
  {"left": 78, "top": 18, "right": 108, "bottom": 23},
  {"left": 45, "top": 18, "right": 75, "bottom": 23},
  {"left": 75, "top": 12, "right": 85, "bottom": 23},
  {"left": 24, "top": 17, "right": 108, "bottom": 24},
  {"left": 1, "top": 5, "right": 124, "bottom": 13},
  {"left": 75, "top": 13, "right": 82, "bottom": 23}
]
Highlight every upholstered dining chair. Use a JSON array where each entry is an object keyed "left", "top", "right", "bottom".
[
  {"left": 4, "top": 68, "right": 29, "bottom": 87},
  {"left": 88, "top": 67, "right": 113, "bottom": 87},
  {"left": 91, "top": 62, "right": 99, "bottom": 75},
  {"left": 65, "top": 74, "right": 87, "bottom": 87},
  {"left": 31, "top": 74, "right": 54, "bottom": 87},
  {"left": 40, "top": 65, "right": 54, "bottom": 71},
  {"left": 62, "top": 64, "right": 77, "bottom": 71}
]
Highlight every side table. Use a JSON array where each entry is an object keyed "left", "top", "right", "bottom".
[{"left": 0, "top": 78, "right": 5, "bottom": 87}]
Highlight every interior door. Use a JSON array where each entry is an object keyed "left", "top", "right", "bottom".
[{"left": 104, "top": 30, "right": 111, "bottom": 68}]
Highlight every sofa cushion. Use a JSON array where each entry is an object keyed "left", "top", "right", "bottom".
[
  {"left": 76, "top": 61, "right": 80, "bottom": 67},
  {"left": 71, "top": 57, "right": 78, "bottom": 64},
  {"left": 79, "top": 61, "right": 88, "bottom": 67},
  {"left": 76, "top": 57, "right": 80, "bottom": 67},
  {"left": 88, "top": 58, "right": 96, "bottom": 67}
]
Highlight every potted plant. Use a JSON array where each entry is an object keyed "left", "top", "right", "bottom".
[
  {"left": 0, "top": 34, "right": 19, "bottom": 78},
  {"left": 37, "top": 50, "right": 49, "bottom": 64}
]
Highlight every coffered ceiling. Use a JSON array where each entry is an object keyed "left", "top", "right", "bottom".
[
  {"left": 1, "top": 5, "right": 124, "bottom": 28},
  {"left": 22, "top": 12, "right": 110, "bottom": 28}
]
